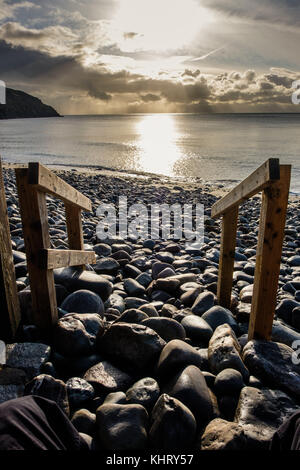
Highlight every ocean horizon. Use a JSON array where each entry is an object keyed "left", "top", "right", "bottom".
[{"left": 1, "top": 112, "right": 300, "bottom": 193}]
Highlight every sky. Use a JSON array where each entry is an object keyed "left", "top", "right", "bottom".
[{"left": 0, "top": 0, "right": 300, "bottom": 114}]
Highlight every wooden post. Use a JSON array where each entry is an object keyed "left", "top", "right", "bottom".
[
  {"left": 217, "top": 205, "right": 239, "bottom": 309},
  {"left": 248, "top": 165, "right": 291, "bottom": 341},
  {"left": 0, "top": 159, "right": 21, "bottom": 341},
  {"left": 15, "top": 168, "right": 58, "bottom": 333},
  {"left": 65, "top": 203, "right": 85, "bottom": 269}
]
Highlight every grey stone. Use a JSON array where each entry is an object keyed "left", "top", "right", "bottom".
[
  {"left": 97, "top": 322, "right": 165, "bottom": 372},
  {"left": 6, "top": 343, "right": 51, "bottom": 379},
  {"left": 83, "top": 360, "right": 133, "bottom": 394},
  {"left": 117, "top": 309, "right": 148, "bottom": 324},
  {"left": 53, "top": 313, "right": 104, "bottom": 357},
  {"left": 139, "top": 304, "right": 159, "bottom": 317},
  {"left": 214, "top": 369, "right": 244, "bottom": 396},
  {"left": 202, "top": 306, "right": 239, "bottom": 334},
  {"left": 0, "top": 367, "right": 28, "bottom": 385},
  {"left": 275, "top": 299, "right": 300, "bottom": 324},
  {"left": 24, "top": 374, "right": 70, "bottom": 416},
  {"left": 124, "top": 278, "right": 146, "bottom": 297},
  {"left": 149, "top": 393, "right": 197, "bottom": 450},
  {"left": 71, "top": 409, "right": 96, "bottom": 435},
  {"left": 201, "top": 418, "right": 247, "bottom": 450},
  {"left": 154, "top": 277, "right": 180, "bottom": 294},
  {"left": 180, "top": 287, "right": 202, "bottom": 307},
  {"left": 142, "top": 317, "right": 186, "bottom": 342},
  {"left": 124, "top": 297, "right": 148, "bottom": 309},
  {"left": 0, "top": 384, "right": 24, "bottom": 405},
  {"left": 191, "top": 291, "right": 214, "bottom": 315},
  {"left": 208, "top": 324, "right": 249, "bottom": 381},
  {"left": 66, "top": 377, "right": 95, "bottom": 407},
  {"left": 61, "top": 290, "right": 104, "bottom": 316},
  {"left": 163, "top": 365, "right": 214, "bottom": 427},
  {"left": 105, "top": 293, "right": 125, "bottom": 313},
  {"left": 94, "top": 257, "right": 120, "bottom": 275},
  {"left": 54, "top": 266, "right": 113, "bottom": 301},
  {"left": 157, "top": 339, "right": 204, "bottom": 378},
  {"left": 235, "top": 386, "right": 298, "bottom": 449},
  {"left": 94, "top": 243, "right": 112, "bottom": 257},
  {"left": 271, "top": 320, "right": 300, "bottom": 347},
  {"left": 242, "top": 340, "right": 300, "bottom": 397},
  {"left": 181, "top": 315, "right": 213, "bottom": 345},
  {"left": 103, "top": 392, "right": 127, "bottom": 405},
  {"left": 126, "top": 377, "right": 160, "bottom": 410},
  {"left": 96, "top": 403, "right": 148, "bottom": 450},
  {"left": 287, "top": 255, "right": 300, "bottom": 267}
]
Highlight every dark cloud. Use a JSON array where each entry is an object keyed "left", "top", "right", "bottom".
[
  {"left": 265, "top": 73, "right": 294, "bottom": 88},
  {"left": 0, "top": 38, "right": 299, "bottom": 113},
  {"left": 182, "top": 69, "right": 201, "bottom": 78},
  {"left": 140, "top": 93, "right": 161, "bottom": 102}
]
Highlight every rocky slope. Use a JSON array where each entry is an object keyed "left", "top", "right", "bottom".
[{"left": 0, "top": 88, "right": 60, "bottom": 119}]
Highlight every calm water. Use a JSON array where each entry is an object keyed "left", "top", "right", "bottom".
[{"left": 1, "top": 113, "right": 300, "bottom": 192}]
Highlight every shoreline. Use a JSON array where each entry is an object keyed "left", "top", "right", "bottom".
[{"left": 3, "top": 160, "right": 299, "bottom": 200}]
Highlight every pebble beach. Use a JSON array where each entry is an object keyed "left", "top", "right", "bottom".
[{"left": 1, "top": 164, "right": 300, "bottom": 451}]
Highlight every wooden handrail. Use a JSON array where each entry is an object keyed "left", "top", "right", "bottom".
[
  {"left": 0, "top": 158, "right": 21, "bottom": 341},
  {"left": 41, "top": 249, "right": 96, "bottom": 270},
  {"left": 211, "top": 158, "right": 280, "bottom": 218},
  {"left": 28, "top": 162, "right": 92, "bottom": 211},
  {"left": 15, "top": 164, "right": 96, "bottom": 334},
  {"left": 211, "top": 159, "right": 291, "bottom": 341}
]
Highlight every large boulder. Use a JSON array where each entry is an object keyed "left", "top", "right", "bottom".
[
  {"left": 271, "top": 320, "right": 300, "bottom": 347},
  {"left": 24, "top": 374, "right": 70, "bottom": 416},
  {"left": 181, "top": 315, "right": 213, "bottom": 345},
  {"left": 61, "top": 290, "right": 104, "bottom": 316},
  {"left": 53, "top": 313, "right": 104, "bottom": 357},
  {"left": 83, "top": 360, "right": 133, "bottom": 394},
  {"left": 97, "top": 323, "right": 165, "bottom": 372},
  {"left": 163, "top": 365, "right": 214, "bottom": 427},
  {"left": 201, "top": 418, "right": 247, "bottom": 450},
  {"left": 234, "top": 386, "right": 298, "bottom": 449},
  {"left": 96, "top": 403, "right": 148, "bottom": 450},
  {"left": 242, "top": 340, "right": 300, "bottom": 397},
  {"left": 54, "top": 267, "right": 112, "bottom": 301},
  {"left": 66, "top": 377, "right": 95, "bottom": 408},
  {"left": 142, "top": 318, "right": 186, "bottom": 342},
  {"left": 126, "top": 378, "right": 160, "bottom": 411},
  {"left": 202, "top": 306, "right": 239, "bottom": 334},
  {"left": 156, "top": 339, "right": 204, "bottom": 378},
  {"left": 6, "top": 343, "right": 51, "bottom": 379},
  {"left": 208, "top": 324, "right": 249, "bottom": 381},
  {"left": 149, "top": 394, "right": 197, "bottom": 450},
  {"left": 71, "top": 409, "right": 96, "bottom": 436},
  {"left": 191, "top": 292, "right": 214, "bottom": 316}
]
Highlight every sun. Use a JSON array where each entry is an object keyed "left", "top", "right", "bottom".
[{"left": 113, "top": 0, "right": 213, "bottom": 52}]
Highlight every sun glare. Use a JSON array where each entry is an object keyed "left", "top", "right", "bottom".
[
  {"left": 114, "top": 0, "right": 212, "bottom": 52},
  {"left": 135, "top": 114, "right": 182, "bottom": 175}
]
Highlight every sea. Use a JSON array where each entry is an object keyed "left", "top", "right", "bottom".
[{"left": 1, "top": 113, "right": 300, "bottom": 193}]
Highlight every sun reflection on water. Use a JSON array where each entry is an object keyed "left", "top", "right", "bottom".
[{"left": 135, "top": 114, "right": 183, "bottom": 176}]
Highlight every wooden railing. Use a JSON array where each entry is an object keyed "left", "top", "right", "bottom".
[
  {"left": 211, "top": 158, "right": 291, "bottom": 341},
  {"left": 0, "top": 158, "right": 21, "bottom": 341},
  {"left": 14, "top": 163, "right": 96, "bottom": 334}
]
